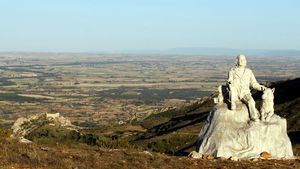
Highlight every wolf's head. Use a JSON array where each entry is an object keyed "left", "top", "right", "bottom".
[{"left": 262, "top": 88, "right": 275, "bottom": 100}]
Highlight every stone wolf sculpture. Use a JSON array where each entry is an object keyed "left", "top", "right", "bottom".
[{"left": 260, "top": 88, "right": 275, "bottom": 121}]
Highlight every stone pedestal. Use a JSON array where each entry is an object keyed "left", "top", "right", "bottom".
[{"left": 193, "top": 103, "right": 294, "bottom": 159}]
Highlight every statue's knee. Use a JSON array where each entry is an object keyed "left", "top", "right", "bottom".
[
  {"left": 248, "top": 98, "right": 255, "bottom": 105},
  {"left": 244, "top": 94, "right": 253, "bottom": 101}
]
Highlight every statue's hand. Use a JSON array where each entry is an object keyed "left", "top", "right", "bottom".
[{"left": 261, "top": 86, "right": 267, "bottom": 91}]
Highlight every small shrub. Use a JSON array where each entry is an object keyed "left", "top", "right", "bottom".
[
  {"left": 0, "top": 128, "right": 12, "bottom": 139},
  {"left": 96, "top": 137, "right": 133, "bottom": 149},
  {"left": 142, "top": 135, "right": 197, "bottom": 155}
]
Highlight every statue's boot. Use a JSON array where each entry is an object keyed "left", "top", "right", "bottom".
[{"left": 231, "top": 102, "right": 236, "bottom": 110}]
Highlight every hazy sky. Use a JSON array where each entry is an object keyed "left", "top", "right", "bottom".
[{"left": 0, "top": 0, "right": 299, "bottom": 52}]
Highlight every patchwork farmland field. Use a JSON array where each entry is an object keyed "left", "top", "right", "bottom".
[{"left": 0, "top": 52, "right": 299, "bottom": 126}]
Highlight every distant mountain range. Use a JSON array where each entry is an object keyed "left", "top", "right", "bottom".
[
  {"left": 1, "top": 47, "right": 300, "bottom": 56},
  {"left": 118, "top": 47, "right": 300, "bottom": 56}
]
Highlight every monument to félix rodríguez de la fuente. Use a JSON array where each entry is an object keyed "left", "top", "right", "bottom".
[{"left": 190, "top": 55, "right": 294, "bottom": 160}]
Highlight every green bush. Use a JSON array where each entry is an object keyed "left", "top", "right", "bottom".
[
  {"left": 96, "top": 136, "right": 133, "bottom": 149},
  {"left": 26, "top": 126, "right": 80, "bottom": 146},
  {"left": 141, "top": 135, "right": 197, "bottom": 155},
  {"left": 26, "top": 125, "right": 135, "bottom": 150}
]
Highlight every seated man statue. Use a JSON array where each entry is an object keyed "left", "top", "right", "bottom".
[{"left": 228, "top": 54, "right": 266, "bottom": 121}]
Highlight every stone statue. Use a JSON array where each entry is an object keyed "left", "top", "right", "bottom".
[
  {"left": 260, "top": 88, "right": 275, "bottom": 121},
  {"left": 190, "top": 54, "right": 294, "bottom": 160},
  {"left": 227, "top": 54, "right": 266, "bottom": 121}
]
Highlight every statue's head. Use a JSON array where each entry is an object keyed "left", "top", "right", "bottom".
[{"left": 236, "top": 54, "right": 247, "bottom": 67}]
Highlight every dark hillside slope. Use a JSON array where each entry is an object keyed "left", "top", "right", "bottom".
[
  {"left": 269, "top": 78, "right": 300, "bottom": 146},
  {"left": 271, "top": 78, "right": 300, "bottom": 104},
  {"left": 135, "top": 98, "right": 214, "bottom": 155}
]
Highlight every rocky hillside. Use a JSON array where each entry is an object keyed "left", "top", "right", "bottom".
[{"left": 0, "top": 78, "right": 299, "bottom": 168}]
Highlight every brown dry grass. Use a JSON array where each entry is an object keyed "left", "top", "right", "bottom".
[{"left": 0, "top": 138, "right": 299, "bottom": 169}]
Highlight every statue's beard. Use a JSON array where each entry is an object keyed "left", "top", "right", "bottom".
[{"left": 237, "top": 64, "right": 246, "bottom": 68}]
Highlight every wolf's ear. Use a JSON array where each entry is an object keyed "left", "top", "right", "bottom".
[{"left": 272, "top": 88, "right": 275, "bottom": 93}]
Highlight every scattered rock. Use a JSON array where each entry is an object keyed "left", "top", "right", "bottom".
[
  {"left": 40, "top": 147, "right": 50, "bottom": 151},
  {"left": 260, "top": 151, "right": 271, "bottom": 159},
  {"left": 142, "top": 151, "right": 153, "bottom": 157},
  {"left": 118, "top": 120, "right": 125, "bottom": 125},
  {"left": 46, "top": 113, "right": 60, "bottom": 119},
  {"left": 218, "top": 157, "right": 227, "bottom": 161},
  {"left": 188, "top": 151, "right": 202, "bottom": 159},
  {"left": 229, "top": 156, "right": 238, "bottom": 161},
  {"left": 202, "top": 154, "right": 214, "bottom": 160},
  {"left": 19, "top": 137, "right": 32, "bottom": 143},
  {"left": 251, "top": 158, "right": 259, "bottom": 162}
]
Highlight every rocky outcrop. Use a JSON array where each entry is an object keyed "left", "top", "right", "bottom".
[{"left": 11, "top": 113, "right": 76, "bottom": 143}]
